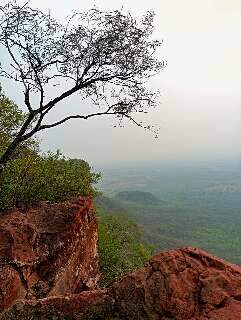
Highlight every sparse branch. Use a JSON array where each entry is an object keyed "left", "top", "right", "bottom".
[
  {"left": 0, "top": 1, "right": 164, "bottom": 172},
  {"left": 42, "top": 75, "right": 117, "bottom": 116},
  {"left": 26, "top": 48, "right": 44, "bottom": 108},
  {"left": 38, "top": 109, "right": 115, "bottom": 131}
]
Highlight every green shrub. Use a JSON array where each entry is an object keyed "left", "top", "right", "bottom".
[
  {"left": 0, "top": 150, "right": 100, "bottom": 210},
  {"left": 0, "top": 89, "right": 100, "bottom": 210},
  {"left": 97, "top": 210, "right": 154, "bottom": 286},
  {"left": 0, "top": 89, "right": 37, "bottom": 157}
]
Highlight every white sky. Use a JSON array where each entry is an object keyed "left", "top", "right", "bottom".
[{"left": 2, "top": 0, "right": 241, "bottom": 166}]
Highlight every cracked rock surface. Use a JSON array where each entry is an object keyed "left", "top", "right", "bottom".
[
  {"left": 1, "top": 198, "right": 241, "bottom": 319},
  {"left": 0, "top": 197, "right": 99, "bottom": 312},
  {"left": 2, "top": 247, "right": 241, "bottom": 319},
  {"left": 110, "top": 247, "right": 241, "bottom": 319}
]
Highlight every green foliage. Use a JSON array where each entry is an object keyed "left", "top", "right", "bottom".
[
  {"left": 0, "top": 88, "right": 100, "bottom": 210},
  {"left": 0, "top": 89, "right": 26, "bottom": 137},
  {"left": 0, "top": 150, "right": 100, "bottom": 210},
  {"left": 0, "top": 91, "right": 25, "bottom": 154},
  {"left": 0, "top": 89, "right": 38, "bottom": 157},
  {"left": 97, "top": 210, "right": 154, "bottom": 286},
  {"left": 99, "top": 165, "right": 241, "bottom": 265}
]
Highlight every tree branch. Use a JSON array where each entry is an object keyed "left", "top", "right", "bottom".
[
  {"left": 24, "top": 86, "right": 33, "bottom": 112},
  {"left": 42, "top": 75, "right": 117, "bottom": 116}
]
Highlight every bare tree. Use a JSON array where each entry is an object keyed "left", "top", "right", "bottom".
[{"left": 0, "top": 1, "right": 165, "bottom": 174}]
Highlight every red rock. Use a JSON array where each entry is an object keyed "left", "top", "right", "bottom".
[
  {"left": 0, "top": 290, "right": 113, "bottom": 320},
  {"left": 0, "top": 266, "right": 26, "bottom": 311},
  {"left": 0, "top": 197, "right": 99, "bottom": 312},
  {"left": 3, "top": 247, "right": 241, "bottom": 319},
  {"left": 2, "top": 197, "right": 241, "bottom": 319},
  {"left": 110, "top": 247, "right": 241, "bottom": 319}
]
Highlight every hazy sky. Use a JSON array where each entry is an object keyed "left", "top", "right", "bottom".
[{"left": 3, "top": 0, "right": 241, "bottom": 166}]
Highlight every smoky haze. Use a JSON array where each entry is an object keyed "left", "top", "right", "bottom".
[{"left": 2, "top": 0, "right": 241, "bottom": 166}]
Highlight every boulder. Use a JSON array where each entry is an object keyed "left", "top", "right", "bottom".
[
  {"left": 3, "top": 247, "right": 241, "bottom": 319},
  {"left": 111, "top": 247, "right": 241, "bottom": 319},
  {"left": 0, "top": 290, "right": 113, "bottom": 320},
  {"left": 0, "top": 197, "right": 99, "bottom": 312}
]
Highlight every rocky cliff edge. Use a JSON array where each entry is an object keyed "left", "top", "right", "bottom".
[{"left": 1, "top": 198, "right": 241, "bottom": 319}]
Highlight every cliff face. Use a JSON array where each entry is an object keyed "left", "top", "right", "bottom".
[
  {"left": 0, "top": 198, "right": 99, "bottom": 312},
  {"left": 1, "top": 198, "right": 241, "bottom": 319}
]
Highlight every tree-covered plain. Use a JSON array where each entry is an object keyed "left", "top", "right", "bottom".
[{"left": 98, "top": 164, "right": 241, "bottom": 265}]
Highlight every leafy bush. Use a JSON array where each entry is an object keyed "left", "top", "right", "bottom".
[
  {"left": 0, "top": 90, "right": 25, "bottom": 138},
  {"left": 0, "top": 89, "right": 100, "bottom": 210},
  {"left": 1, "top": 150, "right": 100, "bottom": 210},
  {"left": 0, "top": 88, "right": 37, "bottom": 157},
  {"left": 97, "top": 210, "right": 154, "bottom": 286}
]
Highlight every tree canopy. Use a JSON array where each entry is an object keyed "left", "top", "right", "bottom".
[
  {"left": 0, "top": 1, "right": 165, "bottom": 170},
  {"left": 0, "top": 88, "right": 37, "bottom": 157}
]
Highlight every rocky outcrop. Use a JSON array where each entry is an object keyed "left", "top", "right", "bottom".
[
  {"left": 0, "top": 198, "right": 99, "bottom": 312},
  {"left": 1, "top": 199, "right": 241, "bottom": 319},
  {"left": 2, "top": 247, "right": 241, "bottom": 319},
  {"left": 111, "top": 247, "right": 241, "bottom": 319},
  {"left": 0, "top": 290, "right": 114, "bottom": 320}
]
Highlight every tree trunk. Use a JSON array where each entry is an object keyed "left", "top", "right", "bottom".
[
  {"left": 0, "top": 140, "right": 19, "bottom": 167},
  {"left": 0, "top": 139, "right": 21, "bottom": 201}
]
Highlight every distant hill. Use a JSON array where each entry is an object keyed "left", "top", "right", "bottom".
[
  {"left": 95, "top": 195, "right": 128, "bottom": 214},
  {"left": 115, "top": 191, "right": 162, "bottom": 205}
]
